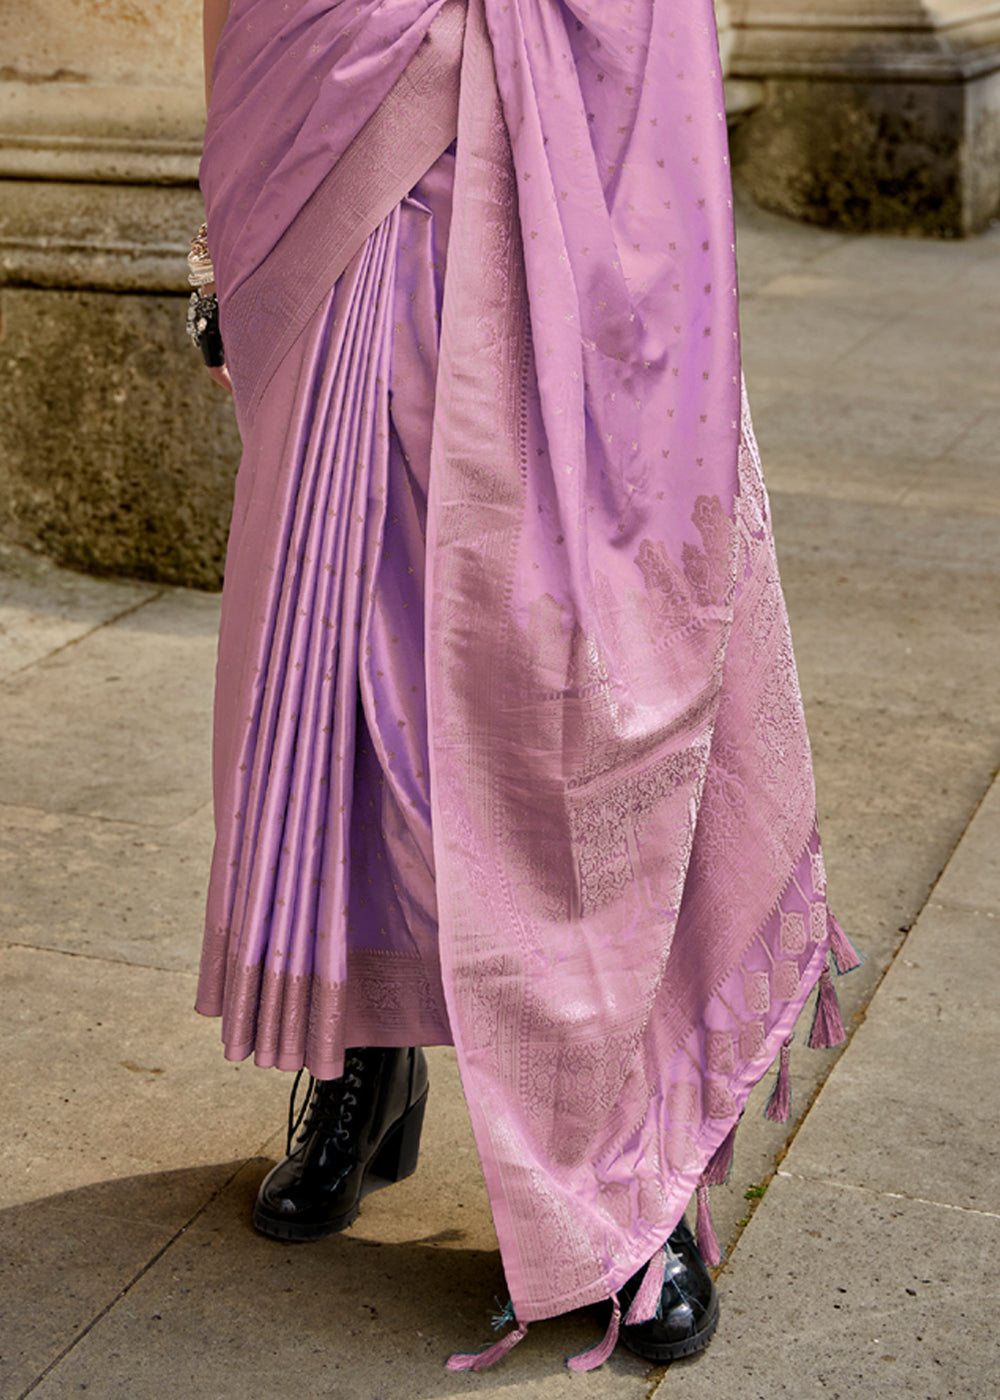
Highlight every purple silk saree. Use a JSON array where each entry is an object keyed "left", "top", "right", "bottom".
[{"left": 197, "top": 0, "right": 855, "bottom": 1333}]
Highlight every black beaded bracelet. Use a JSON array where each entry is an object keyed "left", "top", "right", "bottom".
[{"left": 186, "top": 291, "right": 226, "bottom": 368}]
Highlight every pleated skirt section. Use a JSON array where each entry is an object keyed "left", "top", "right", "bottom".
[{"left": 197, "top": 155, "right": 458, "bottom": 1077}]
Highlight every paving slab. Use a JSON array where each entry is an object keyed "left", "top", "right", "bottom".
[
  {"left": 781, "top": 777, "right": 1000, "bottom": 1216},
  {"left": 740, "top": 293, "right": 895, "bottom": 384},
  {"left": 654, "top": 1174, "right": 1000, "bottom": 1400},
  {"left": 0, "top": 945, "right": 289, "bottom": 1208},
  {"left": 782, "top": 902, "right": 999, "bottom": 1214},
  {"left": 0, "top": 588, "right": 218, "bottom": 826},
  {"left": 901, "top": 408, "right": 1000, "bottom": 514},
  {"left": 0, "top": 1165, "right": 240, "bottom": 1400},
  {"left": 0, "top": 542, "right": 158, "bottom": 681},
  {"left": 831, "top": 325, "right": 998, "bottom": 408},
  {"left": 732, "top": 196, "right": 848, "bottom": 298},
  {"left": 931, "top": 778, "right": 1000, "bottom": 912},
  {"left": 764, "top": 490, "right": 999, "bottom": 962},
  {"left": 804, "top": 701, "right": 992, "bottom": 940},
  {"left": 744, "top": 392, "right": 980, "bottom": 503},
  {"left": 796, "top": 222, "right": 999, "bottom": 289},
  {"left": 0, "top": 800, "right": 213, "bottom": 971},
  {"left": 22, "top": 1186, "right": 647, "bottom": 1400}
]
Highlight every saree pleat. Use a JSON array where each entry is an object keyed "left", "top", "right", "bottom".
[
  {"left": 198, "top": 0, "right": 855, "bottom": 1324},
  {"left": 200, "top": 215, "right": 414, "bottom": 1074}
]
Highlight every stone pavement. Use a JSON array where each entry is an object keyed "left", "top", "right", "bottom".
[{"left": 1, "top": 202, "right": 998, "bottom": 1400}]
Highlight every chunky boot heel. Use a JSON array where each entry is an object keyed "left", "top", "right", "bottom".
[
  {"left": 253, "top": 1046, "right": 430, "bottom": 1241},
  {"left": 370, "top": 1089, "right": 427, "bottom": 1182}
]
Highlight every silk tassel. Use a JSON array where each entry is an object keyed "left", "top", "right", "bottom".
[
  {"left": 765, "top": 1035, "right": 793, "bottom": 1122},
  {"left": 827, "top": 914, "right": 862, "bottom": 974},
  {"left": 695, "top": 1183, "right": 723, "bottom": 1266},
  {"left": 702, "top": 1121, "right": 738, "bottom": 1186},
  {"left": 808, "top": 964, "right": 847, "bottom": 1049},
  {"left": 566, "top": 1296, "right": 621, "bottom": 1372},
  {"left": 447, "top": 1320, "right": 529, "bottom": 1372},
  {"left": 624, "top": 1248, "right": 667, "bottom": 1325}
]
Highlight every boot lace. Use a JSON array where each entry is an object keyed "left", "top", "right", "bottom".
[{"left": 285, "top": 1053, "right": 366, "bottom": 1155}]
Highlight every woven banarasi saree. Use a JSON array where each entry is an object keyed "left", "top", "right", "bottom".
[{"left": 196, "top": 0, "right": 857, "bottom": 1342}]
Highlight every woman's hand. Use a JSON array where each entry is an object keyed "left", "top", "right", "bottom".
[{"left": 207, "top": 364, "right": 233, "bottom": 393}]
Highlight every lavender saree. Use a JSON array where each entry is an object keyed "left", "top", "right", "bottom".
[{"left": 197, "top": 0, "right": 856, "bottom": 1339}]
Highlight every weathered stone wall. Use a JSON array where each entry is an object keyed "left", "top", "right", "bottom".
[
  {"left": 1, "top": 0, "right": 198, "bottom": 86},
  {"left": 0, "top": 283, "right": 238, "bottom": 587},
  {"left": 728, "top": 0, "right": 1000, "bottom": 236},
  {"left": 0, "top": 0, "right": 240, "bottom": 589}
]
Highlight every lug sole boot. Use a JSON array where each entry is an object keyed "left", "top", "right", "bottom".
[
  {"left": 618, "top": 1218, "right": 720, "bottom": 1362},
  {"left": 253, "top": 1046, "right": 429, "bottom": 1242}
]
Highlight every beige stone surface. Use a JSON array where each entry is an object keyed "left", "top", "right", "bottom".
[
  {"left": 21, "top": 1162, "right": 648, "bottom": 1400},
  {"left": 931, "top": 778, "right": 1000, "bottom": 912},
  {"left": 0, "top": 1165, "right": 239, "bottom": 1400},
  {"left": 655, "top": 1174, "right": 1000, "bottom": 1400},
  {"left": 0, "top": 0, "right": 202, "bottom": 90},
  {"left": 0, "top": 799, "right": 214, "bottom": 971},
  {"left": 783, "top": 903, "right": 1000, "bottom": 1212},
  {"left": 0, "top": 589, "right": 218, "bottom": 826},
  {"left": 0, "top": 543, "right": 157, "bottom": 680},
  {"left": 0, "top": 945, "right": 288, "bottom": 1207}
]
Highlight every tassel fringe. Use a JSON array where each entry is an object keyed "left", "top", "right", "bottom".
[
  {"left": 624, "top": 1248, "right": 667, "bottom": 1325},
  {"left": 765, "top": 1035, "right": 793, "bottom": 1122},
  {"left": 828, "top": 914, "right": 862, "bottom": 974},
  {"left": 567, "top": 1295, "right": 621, "bottom": 1372},
  {"left": 695, "top": 1183, "right": 723, "bottom": 1266},
  {"left": 490, "top": 1298, "right": 515, "bottom": 1331},
  {"left": 702, "top": 1121, "right": 738, "bottom": 1186},
  {"left": 447, "top": 1320, "right": 529, "bottom": 1372},
  {"left": 447, "top": 918, "right": 858, "bottom": 1376},
  {"left": 809, "top": 964, "right": 847, "bottom": 1049}
]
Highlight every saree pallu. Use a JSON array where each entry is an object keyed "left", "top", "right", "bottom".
[{"left": 197, "top": 0, "right": 854, "bottom": 1325}]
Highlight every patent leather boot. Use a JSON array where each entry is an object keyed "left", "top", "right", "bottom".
[
  {"left": 618, "top": 1217, "right": 720, "bottom": 1361},
  {"left": 253, "top": 1046, "right": 429, "bottom": 1242}
]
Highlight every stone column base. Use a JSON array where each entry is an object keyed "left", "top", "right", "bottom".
[
  {"left": 729, "top": 2, "right": 1000, "bottom": 236},
  {"left": 0, "top": 39, "right": 242, "bottom": 589},
  {"left": 0, "top": 174, "right": 241, "bottom": 590}
]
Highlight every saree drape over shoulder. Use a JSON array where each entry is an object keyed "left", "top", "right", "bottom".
[{"left": 197, "top": 0, "right": 853, "bottom": 1325}]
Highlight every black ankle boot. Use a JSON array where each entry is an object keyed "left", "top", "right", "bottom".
[
  {"left": 253, "top": 1046, "right": 429, "bottom": 1242},
  {"left": 618, "top": 1218, "right": 720, "bottom": 1362}
]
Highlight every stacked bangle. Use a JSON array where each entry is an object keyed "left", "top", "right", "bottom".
[
  {"left": 188, "top": 222, "right": 215, "bottom": 287},
  {"left": 185, "top": 222, "right": 226, "bottom": 367},
  {"left": 186, "top": 291, "right": 226, "bottom": 368}
]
